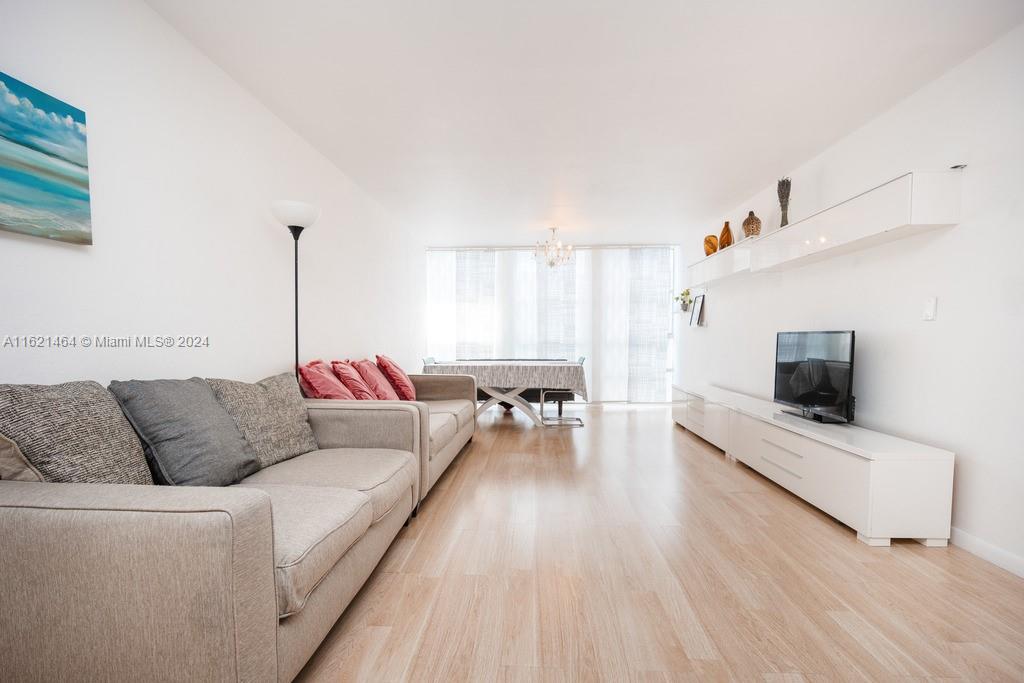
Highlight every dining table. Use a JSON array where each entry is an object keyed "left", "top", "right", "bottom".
[{"left": 421, "top": 359, "right": 587, "bottom": 426}]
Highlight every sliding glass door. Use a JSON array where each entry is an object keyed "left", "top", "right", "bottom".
[{"left": 426, "top": 245, "right": 675, "bottom": 402}]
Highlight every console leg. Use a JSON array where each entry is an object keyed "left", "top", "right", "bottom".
[
  {"left": 914, "top": 538, "right": 948, "bottom": 547},
  {"left": 411, "top": 504, "right": 419, "bottom": 518},
  {"left": 857, "top": 533, "right": 891, "bottom": 547}
]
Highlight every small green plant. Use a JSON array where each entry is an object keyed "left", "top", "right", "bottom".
[{"left": 674, "top": 289, "right": 692, "bottom": 306}]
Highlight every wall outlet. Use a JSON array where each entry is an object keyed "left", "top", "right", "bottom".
[{"left": 923, "top": 297, "right": 938, "bottom": 321}]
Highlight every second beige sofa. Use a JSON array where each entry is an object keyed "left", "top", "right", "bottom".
[
  {"left": 409, "top": 373, "right": 477, "bottom": 496},
  {"left": 308, "top": 373, "right": 477, "bottom": 506}
]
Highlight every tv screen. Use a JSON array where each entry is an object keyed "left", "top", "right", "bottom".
[{"left": 774, "top": 331, "right": 855, "bottom": 423}]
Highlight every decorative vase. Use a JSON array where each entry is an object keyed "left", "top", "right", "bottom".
[
  {"left": 742, "top": 210, "right": 762, "bottom": 238},
  {"left": 719, "top": 221, "right": 733, "bottom": 249},
  {"left": 778, "top": 177, "right": 791, "bottom": 227},
  {"left": 680, "top": 301, "right": 690, "bottom": 312},
  {"left": 703, "top": 234, "right": 718, "bottom": 256}
]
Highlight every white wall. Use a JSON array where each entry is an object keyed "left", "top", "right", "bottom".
[
  {"left": 0, "top": 0, "right": 424, "bottom": 385},
  {"left": 680, "top": 23, "right": 1024, "bottom": 575}
]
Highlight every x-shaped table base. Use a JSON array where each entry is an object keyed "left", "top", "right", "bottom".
[{"left": 477, "top": 386, "right": 583, "bottom": 427}]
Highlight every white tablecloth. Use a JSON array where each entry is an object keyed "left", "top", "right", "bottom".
[{"left": 422, "top": 361, "right": 588, "bottom": 401}]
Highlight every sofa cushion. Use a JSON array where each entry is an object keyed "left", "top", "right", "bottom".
[
  {"left": 428, "top": 413, "right": 458, "bottom": 455},
  {"left": 108, "top": 378, "right": 259, "bottom": 486},
  {"left": 0, "top": 433, "right": 43, "bottom": 481},
  {"left": 330, "top": 361, "right": 377, "bottom": 400},
  {"left": 241, "top": 448, "right": 417, "bottom": 522},
  {"left": 424, "top": 399, "right": 475, "bottom": 431},
  {"left": 0, "top": 381, "right": 153, "bottom": 485},
  {"left": 376, "top": 355, "right": 416, "bottom": 401},
  {"left": 207, "top": 373, "right": 318, "bottom": 469},
  {"left": 298, "top": 360, "right": 355, "bottom": 400},
  {"left": 232, "top": 483, "right": 373, "bottom": 618},
  {"left": 351, "top": 360, "right": 400, "bottom": 401}
]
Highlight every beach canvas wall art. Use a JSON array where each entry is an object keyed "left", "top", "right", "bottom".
[{"left": 0, "top": 71, "right": 91, "bottom": 245}]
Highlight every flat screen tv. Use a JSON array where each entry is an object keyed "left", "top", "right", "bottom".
[{"left": 774, "top": 330, "right": 855, "bottom": 423}]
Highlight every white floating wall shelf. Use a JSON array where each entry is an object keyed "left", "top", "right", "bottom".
[
  {"left": 687, "top": 240, "right": 751, "bottom": 288},
  {"left": 686, "top": 170, "right": 962, "bottom": 287},
  {"left": 750, "top": 171, "right": 962, "bottom": 272}
]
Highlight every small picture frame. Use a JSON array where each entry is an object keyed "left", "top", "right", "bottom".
[{"left": 689, "top": 294, "right": 705, "bottom": 327}]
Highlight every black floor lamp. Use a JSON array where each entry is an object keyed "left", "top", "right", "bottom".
[{"left": 271, "top": 200, "right": 321, "bottom": 379}]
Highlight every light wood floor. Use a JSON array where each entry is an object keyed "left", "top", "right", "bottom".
[{"left": 297, "top": 405, "right": 1024, "bottom": 682}]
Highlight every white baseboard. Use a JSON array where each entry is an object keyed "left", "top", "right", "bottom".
[{"left": 951, "top": 526, "right": 1024, "bottom": 578}]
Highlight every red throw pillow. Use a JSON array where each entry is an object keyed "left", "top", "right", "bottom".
[
  {"left": 298, "top": 360, "right": 355, "bottom": 399},
  {"left": 376, "top": 355, "right": 416, "bottom": 401},
  {"left": 330, "top": 361, "right": 378, "bottom": 400},
  {"left": 297, "top": 374, "right": 315, "bottom": 398},
  {"left": 351, "top": 359, "right": 400, "bottom": 400}
]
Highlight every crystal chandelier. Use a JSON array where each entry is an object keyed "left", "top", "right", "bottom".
[{"left": 535, "top": 227, "right": 573, "bottom": 267}]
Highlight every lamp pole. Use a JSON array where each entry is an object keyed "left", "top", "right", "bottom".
[
  {"left": 270, "top": 200, "right": 321, "bottom": 381},
  {"left": 289, "top": 225, "right": 304, "bottom": 380}
]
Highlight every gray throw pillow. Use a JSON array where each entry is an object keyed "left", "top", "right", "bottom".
[
  {"left": 207, "top": 373, "right": 318, "bottom": 469},
  {"left": 0, "top": 381, "right": 153, "bottom": 485},
  {"left": 108, "top": 377, "right": 259, "bottom": 486}
]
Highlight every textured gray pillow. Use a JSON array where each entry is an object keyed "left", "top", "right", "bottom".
[
  {"left": 108, "top": 377, "right": 259, "bottom": 486},
  {"left": 207, "top": 373, "right": 317, "bottom": 469},
  {"left": 0, "top": 381, "right": 153, "bottom": 484}
]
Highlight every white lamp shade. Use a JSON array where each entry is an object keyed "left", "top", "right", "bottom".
[{"left": 271, "top": 200, "right": 321, "bottom": 228}]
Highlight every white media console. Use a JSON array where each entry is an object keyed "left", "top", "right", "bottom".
[{"left": 672, "top": 385, "right": 954, "bottom": 547}]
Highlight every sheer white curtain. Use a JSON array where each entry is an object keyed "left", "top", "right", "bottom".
[{"left": 426, "top": 246, "right": 675, "bottom": 402}]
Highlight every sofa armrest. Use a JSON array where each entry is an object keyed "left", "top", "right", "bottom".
[
  {"left": 0, "top": 480, "right": 277, "bottom": 682},
  {"left": 408, "top": 373, "right": 477, "bottom": 403},
  {"left": 305, "top": 400, "right": 422, "bottom": 452},
  {"left": 305, "top": 400, "right": 426, "bottom": 502}
]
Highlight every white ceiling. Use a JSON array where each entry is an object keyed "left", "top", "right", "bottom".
[{"left": 147, "top": 0, "right": 1024, "bottom": 246}]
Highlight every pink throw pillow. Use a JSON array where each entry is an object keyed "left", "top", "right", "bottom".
[
  {"left": 351, "top": 359, "right": 400, "bottom": 400},
  {"left": 330, "top": 361, "right": 378, "bottom": 400},
  {"left": 376, "top": 355, "right": 416, "bottom": 401},
  {"left": 298, "top": 360, "right": 355, "bottom": 399}
]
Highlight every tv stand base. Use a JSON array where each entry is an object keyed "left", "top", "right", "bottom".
[
  {"left": 857, "top": 533, "right": 891, "bottom": 547},
  {"left": 856, "top": 534, "right": 949, "bottom": 548},
  {"left": 780, "top": 407, "right": 849, "bottom": 424}
]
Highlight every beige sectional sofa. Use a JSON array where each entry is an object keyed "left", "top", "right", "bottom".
[
  {"left": 309, "top": 373, "right": 477, "bottom": 505},
  {"left": 403, "top": 373, "right": 477, "bottom": 497},
  {"left": 0, "top": 373, "right": 476, "bottom": 682}
]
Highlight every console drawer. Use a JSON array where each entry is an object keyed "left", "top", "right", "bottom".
[
  {"left": 687, "top": 397, "right": 705, "bottom": 415},
  {"left": 685, "top": 414, "right": 706, "bottom": 440},
  {"left": 672, "top": 388, "right": 687, "bottom": 426},
  {"left": 729, "top": 411, "right": 869, "bottom": 529},
  {"left": 757, "top": 432, "right": 810, "bottom": 488},
  {"left": 683, "top": 395, "right": 705, "bottom": 436},
  {"left": 798, "top": 435, "right": 870, "bottom": 531},
  {"left": 729, "top": 412, "right": 801, "bottom": 490},
  {"left": 702, "top": 401, "right": 730, "bottom": 451}
]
